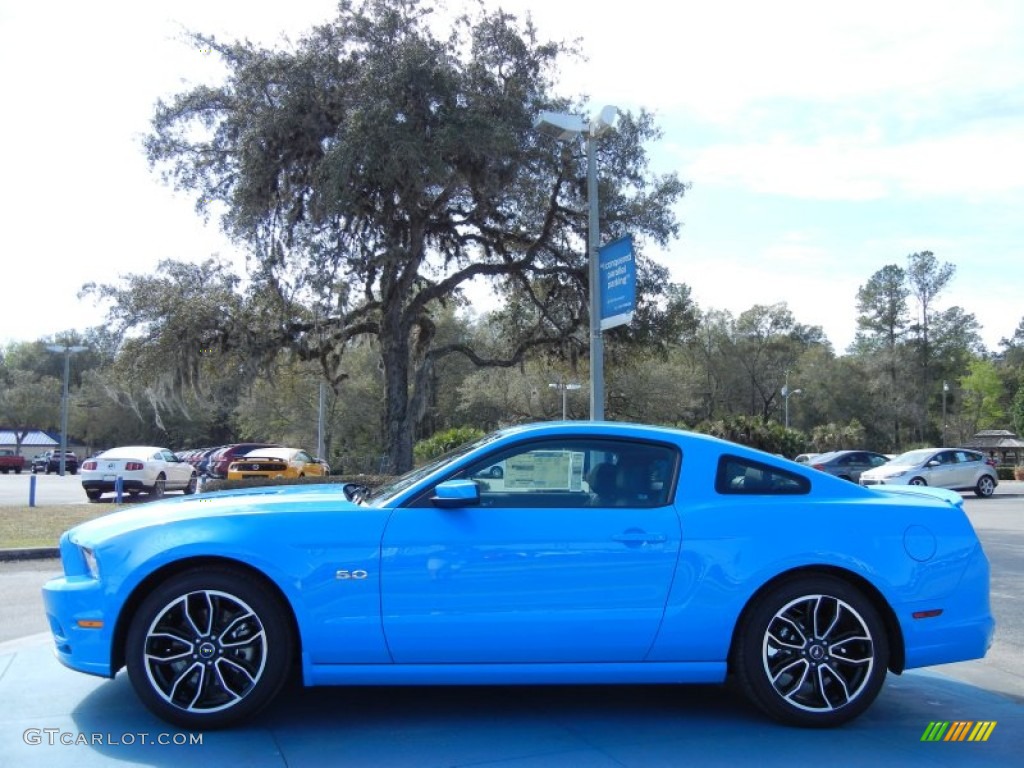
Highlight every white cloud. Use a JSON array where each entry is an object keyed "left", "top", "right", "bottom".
[{"left": 685, "top": 126, "right": 1024, "bottom": 201}]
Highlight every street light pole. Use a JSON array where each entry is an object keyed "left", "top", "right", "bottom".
[
  {"left": 942, "top": 381, "right": 949, "bottom": 445},
  {"left": 781, "top": 371, "right": 802, "bottom": 430},
  {"left": 534, "top": 106, "right": 619, "bottom": 421},
  {"left": 45, "top": 344, "right": 87, "bottom": 476},
  {"left": 549, "top": 379, "right": 582, "bottom": 419},
  {"left": 585, "top": 131, "right": 603, "bottom": 421}
]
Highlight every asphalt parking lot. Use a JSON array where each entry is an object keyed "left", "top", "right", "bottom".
[
  {"left": 0, "top": 470, "right": 197, "bottom": 508},
  {"left": 0, "top": 482, "right": 1022, "bottom": 766}
]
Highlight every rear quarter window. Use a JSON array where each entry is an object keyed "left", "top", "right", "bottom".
[{"left": 716, "top": 455, "right": 811, "bottom": 495}]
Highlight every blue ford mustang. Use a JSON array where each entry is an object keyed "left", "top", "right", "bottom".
[{"left": 42, "top": 422, "right": 994, "bottom": 729}]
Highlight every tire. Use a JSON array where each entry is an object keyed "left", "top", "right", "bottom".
[
  {"left": 14, "top": 467, "right": 21, "bottom": 474},
  {"left": 908, "top": 477, "right": 927, "bottom": 486},
  {"left": 125, "top": 567, "right": 294, "bottom": 729},
  {"left": 183, "top": 474, "right": 198, "bottom": 495},
  {"left": 150, "top": 474, "right": 166, "bottom": 498},
  {"left": 732, "top": 575, "right": 889, "bottom": 727},
  {"left": 85, "top": 490, "right": 101, "bottom": 501},
  {"left": 975, "top": 475, "right": 996, "bottom": 498}
]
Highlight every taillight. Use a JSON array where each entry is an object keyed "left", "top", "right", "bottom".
[
  {"left": 83, "top": 461, "right": 97, "bottom": 470},
  {"left": 124, "top": 462, "right": 144, "bottom": 471}
]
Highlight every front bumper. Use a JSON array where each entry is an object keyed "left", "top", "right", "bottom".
[
  {"left": 42, "top": 574, "right": 115, "bottom": 678},
  {"left": 41, "top": 534, "right": 116, "bottom": 678}
]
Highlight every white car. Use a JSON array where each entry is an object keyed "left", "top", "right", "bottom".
[
  {"left": 859, "top": 447, "right": 998, "bottom": 498},
  {"left": 80, "top": 446, "right": 198, "bottom": 502}
]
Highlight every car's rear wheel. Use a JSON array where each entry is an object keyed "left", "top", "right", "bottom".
[
  {"left": 85, "top": 490, "right": 101, "bottom": 501},
  {"left": 150, "top": 474, "right": 166, "bottom": 498},
  {"left": 732, "top": 575, "right": 889, "bottom": 727},
  {"left": 125, "top": 567, "right": 294, "bottom": 729},
  {"left": 909, "top": 477, "right": 927, "bottom": 486},
  {"left": 975, "top": 475, "right": 996, "bottom": 498}
]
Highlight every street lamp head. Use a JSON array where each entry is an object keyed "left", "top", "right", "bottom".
[
  {"left": 590, "top": 105, "right": 620, "bottom": 138},
  {"left": 534, "top": 111, "right": 588, "bottom": 141}
]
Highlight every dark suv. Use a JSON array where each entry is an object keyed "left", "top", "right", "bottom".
[{"left": 31, "top": 450, "right": 79, "bottom": 475}]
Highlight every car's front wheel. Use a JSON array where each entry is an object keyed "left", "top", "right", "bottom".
[
  {"left": 975, "top": 475, "right": 996, "bottom": 498},
  {"left": 125, "top": 567, "right": 294, "bottom": 729},
  {"left": 732, "top": 575, "right": 889, "bottom": 727}
]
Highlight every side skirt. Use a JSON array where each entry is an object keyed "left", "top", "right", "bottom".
[{"left": 302, "top": 658, "right": 727, "bottom": 687}]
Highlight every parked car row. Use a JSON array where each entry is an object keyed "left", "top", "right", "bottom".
[
  {"left": 801, "top": 447, "right": 998, "bottom": 497},
  {"left": 175, "top": 443, "right": 331, "bottom": 479}
]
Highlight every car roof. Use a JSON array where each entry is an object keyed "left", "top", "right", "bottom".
[{"left": 240, "top": 447, "right": 299, "bottom": 460}]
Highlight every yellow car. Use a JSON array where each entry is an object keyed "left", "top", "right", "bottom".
[{"left": 226, "top": 447, "right": 329, "bottom": 480}]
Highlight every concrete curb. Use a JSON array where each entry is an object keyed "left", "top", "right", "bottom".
[{"left": 0, "top": 547, "right": 60, "bottom": 562}]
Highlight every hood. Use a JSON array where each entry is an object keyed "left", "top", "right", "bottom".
[{"left": 68, "top": 484, "right": 360, "bottom": 545}]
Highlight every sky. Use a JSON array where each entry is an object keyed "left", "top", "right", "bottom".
[{"left": 1, "top": 0, "right": 1022, "bottom": 354}]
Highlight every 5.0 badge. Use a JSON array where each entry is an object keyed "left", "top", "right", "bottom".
[{"left": 335, "top": 569, "right": 369, "bottom": 580}]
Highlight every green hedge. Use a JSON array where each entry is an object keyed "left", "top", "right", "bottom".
[
  {"left": 201, "top": 474, "right": 393, "bottom": 494},
  {"left": 997, "top": 466, "right": 1023, "bottom": 481}
]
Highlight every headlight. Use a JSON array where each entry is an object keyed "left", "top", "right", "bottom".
[
  {"left": 884, "top": 470, "right": 908, "bottom": 479},
  {"left": 81, "top": 547, "right": 100, "bottom": 579}
]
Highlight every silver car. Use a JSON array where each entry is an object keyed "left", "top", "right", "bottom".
[{"left": 859, "top": 448, "right": 998, "bottom": 498}]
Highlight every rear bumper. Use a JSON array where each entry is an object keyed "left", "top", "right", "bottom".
[
  {"left": 81, "top": 479, "right": 149, "bottom": 493},
  {"left": 900, "top": 543, "right": 995, "bottom": 669}
]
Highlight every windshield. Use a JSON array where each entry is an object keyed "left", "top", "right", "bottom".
[
  {"left": 366, "top": 430, "right": 506, "bottom": 506},
  {"left": 888, "top": 449, "right": 936, "bottom": 466}
]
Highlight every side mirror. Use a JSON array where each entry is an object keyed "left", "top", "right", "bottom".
[{"left": 431, "top": 479, "right": 480, "bottom": 509}]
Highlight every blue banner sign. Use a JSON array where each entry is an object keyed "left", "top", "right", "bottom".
[{"left": 599, "top": 235, "right": 635, "bottom": 330}]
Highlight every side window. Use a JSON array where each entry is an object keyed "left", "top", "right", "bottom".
[
  {"left": 450, "top": 438, "right": 680, "bottom": 509},
  {"left": 716, "top": 456, "right": 810, "bottom": 495}
]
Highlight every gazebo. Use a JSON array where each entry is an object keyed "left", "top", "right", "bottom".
[{"left": 963, "top": 430, "right": 1024, "bottom": 466}]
